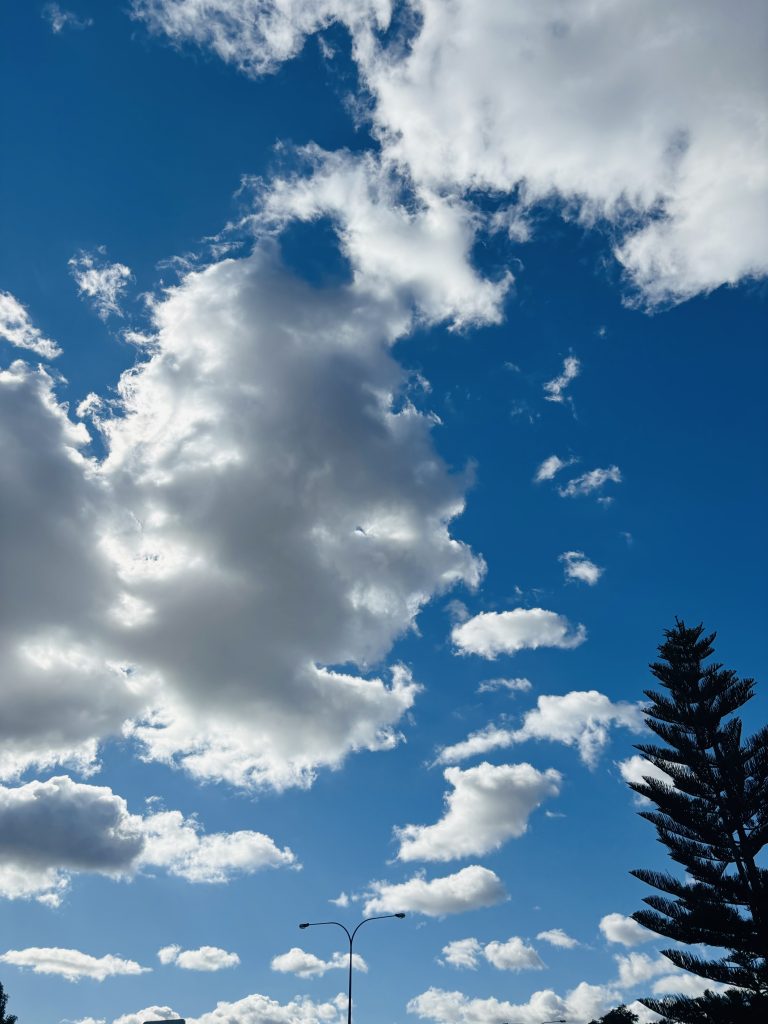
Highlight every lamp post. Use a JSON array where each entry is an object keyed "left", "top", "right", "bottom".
[{"left": 299, "top": 913, "right": 405, "bottom": 1024}]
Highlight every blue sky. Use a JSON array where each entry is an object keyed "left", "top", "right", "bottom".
[{"left": 0, "top": 3, "right": 766, "bottom": 1024}]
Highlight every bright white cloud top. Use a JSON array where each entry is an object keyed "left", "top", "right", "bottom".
[
  {"left": 537, "top": 928, "right": 580, "bottom": 949},
  {"left": 599, "top": 913, "right": 656, "bottom": 947}
]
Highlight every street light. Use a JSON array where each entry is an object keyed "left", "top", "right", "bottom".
[{"left": 298, "top": 913, "right": 405, "bottom": 1024}]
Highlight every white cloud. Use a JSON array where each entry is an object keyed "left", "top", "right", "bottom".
[
  {"left": 599, "top": 912, "right": 656, "bottom": 947},
  {"left": 437, "top": 691, "right": 645, "bottom": 768},
  {"left": 395, "top": 762, "right": 561, "bottom": 862},
  {"left": 617, "top": 755, "right": 674, "bottom": 796},
  {"left": 476, "top": 677, "right": 532, "bottom": 695},
  {"left": 560, "top": 551, "right": 604, "bottom": 586},
  {"left": 440, "top": 938, "right": 482, "bottom": 970},
  {"left": 559, "top": 466, "right": 622, "bottom": 498},
  {"left": 270, "top": 948, "right": 366, "bottom": 979},
  {"left": 132, "top": 0, "right": 768, "bottom": 305},
  {"left": 329, "top": 891, "right": 350, "bottom": 907},
  {"left": 43, "top": 4, "right": 93, "bottom": 33},
  {"left": 69, "top": 250, "right": 132, "bottom": 320},
  {"left": 651, "top": 973, "right": 725, "bottom": 998},
  {"left": 364, "top": 866, "right": 506, "bottom": 917},
  {"left": 113, "top": 1008, "right": 182, "bottom": 1024},
  {"left": 0, "top": 775, "right": 294, "bottom": 905},
  {"left": 543, "top": 355, "right": 581, "bottom": 404},
  {"left": 158, "top": 945, "right": 240, "bottom": 971},
  {"left": 255, "top": 149, "right": 512, "bottom": 330},
  {"left": 115, "top": 992, "right": 347, "bottom": 1024},
  {"left": 534, "top": 454, "right": 574, "bottom": 483},
  {"left": 408, "top": 982, "right": 622, "bottom": 1024},
  {"left": 483, "top": 937, "right": 545, "bottom": 972},
  {"left": 157, "top": 945, "right": 181, "bottom": 965},
  {"left": 0, "top": 946, "right": 149, "bottom": 982},
  {"left": 4, "top": 223, "right": 484, "bottom": 789},
  {"left": 452, "top": 609, "right": 586, "bottom": 659},
  {"left": 614, "top": 952, "right": 673, "bottom": 988},
  {"left": 537, "top": 928, "right": 580, "bottom": 949},
  {"left": 441, "top": 936, "right": 544, "bottom": 972},
  {"left": 0, "top": 292, "right": 61, "bottom": 358},
  {"left": 138, "top": 809, "right": 296, "bottom": 883}
]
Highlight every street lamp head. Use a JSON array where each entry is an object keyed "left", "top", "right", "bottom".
[
  {"left": 299, "top": 922, "right": 310, "bottom": 929},
  {"left": 394, "top": 912, "right": 406, "bottom": 918}
]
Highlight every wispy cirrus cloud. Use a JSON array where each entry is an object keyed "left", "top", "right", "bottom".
[
  {"left": 543, "top": 355, "right": 580, "bottom": 405},
  {"left": 68, "top": 249, "right": 132, "bottom": 319},
  {"left": 559, "top": 466, "right": 622, "bottom": 499},
  {"left": 0, "top": 291, "right": 61, "bottom": 358}
]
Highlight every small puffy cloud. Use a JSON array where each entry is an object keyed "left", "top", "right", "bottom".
[
  {"left": 440, "top": 938, "right": 482, "bottom": 970},
  {"left": 270, "top": 948, "right": 366, "bottom": 979},
  {"left": 441, "top": 937, "right": 544, "bottom": 972},
  {"left": 395, "top": 762, "right": 561, "bottom": 862},
  {"left": 68, "top": 249, "right": 132, "bottom": 319},
  {"left": 537, "top": 928, "right": 580, "bottom": 949},
  {"left": 408, "top": 982, "right": 621, "bottom": 1024},
  {"left": 543, "top": 355, "right": 580, "bottom": 404},
  {"left": 600, "top": 912, "right": 656, "bottom": 947},
  {"left": 364, "top": 865, "right": 506, "bottom": 917},
  {"left": 0, "top": 775, "right": 295, "bottom": 905},
  {"left": 452, "top": 609, "right": 586, "bottom": 659},
  {"left": 559, "top": 466, "right": 622, "bottom": 499},
  {"left": 138, "top": 809, "right": 297, "bottom": 883},
  {"left": 560, "top": 551, "right": 604, "bottom": 586},
  {"left": 534, "top": 454, "right": 574, "bottom": 483},
  {"left": 0, "top": 292, "right": 61, "bottom": 358},
  {"left": 437, "top": 691, "right": 645, "bottom": 768},
  {"left": 43, "top": 4, "right": 93, "bottom": 32},
  {"left": 483, "top": 937, "right": 544, "bottom": 972},
  {"left": 157, "top": 945, "right": 181, "bottom": 965},
  {"left": 0, "top": 946, "right": 149, "bottom": 982},
  {"left": 329, "top": 891, "right": 350, "bottom": 906},
  {"left": 477, "top": 677, "right": 531, "bottom": 695},
  {"left": 158, "top": 945, "right": 240, "bottom": 971}
]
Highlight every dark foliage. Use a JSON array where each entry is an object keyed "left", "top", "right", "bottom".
[
  {"left": 629, "top": 621, "right": 768, "bottom": 1022},
  {"left": 587, "top": 1005, "right": 639, "bottom": 1023},
  {"left": 0, "top": 982, "right": 17, "bottom": 1024}
]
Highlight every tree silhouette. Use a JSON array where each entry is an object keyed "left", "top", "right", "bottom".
[
  {"left": 587, "top": 1005, "right": 638, "bottom": 1024},
  {"left": 0, "top": 982, "right": 17, "bottom": 1024},
  {"left": 628, "top": 620, "right": 768, "bottom": 1021}
]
